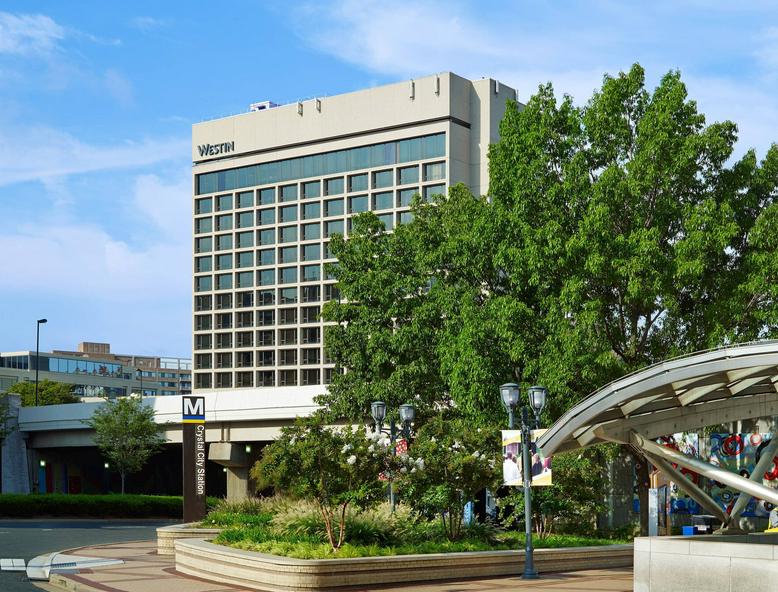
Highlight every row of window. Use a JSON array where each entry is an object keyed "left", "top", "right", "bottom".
[
  {"left": 194, "top": 264, "right": 339, "bottom": 291},
  {"left": 195, "top": 325, "right": 322, "bottom": 345},
  {"left": 194, "top": 209, "right": 418, "bottom": 254},
  {"left": 196, "top": 244, "right": 331, "bottom": 273},
  {"left": 196, "top": 133, "right": 445, "bottom": 195},
  {"left": 194, "top": 286, "right": 339, "bottom": 312},
  {"left": 194, "top": 185, "right": 444, "bottom": 235},
  {"left": 194, "top": 319, "right": 323, "bottom": 350},
  {"left": 194, "top": 346, "right": 324, "bottom": 369},
  {"left": 194, "top": 367, "right": 339, "bottom": 389},
  {"left": 195, "top": 162, "right": 445, "bottom": 213}
]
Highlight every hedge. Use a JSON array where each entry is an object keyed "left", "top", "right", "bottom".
[{"left": 0, "top": 494, "right": 219, "bottom": 518}]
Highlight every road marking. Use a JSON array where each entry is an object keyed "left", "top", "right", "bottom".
[
  {"left": 41, "top": 528, "right": 53, "bottom": 531},
  {"left": 0, "top": 558, "right": 27, "bottom": 571},
  {"left": 101, "top": 526, "right": 146, "bottom": 529}
]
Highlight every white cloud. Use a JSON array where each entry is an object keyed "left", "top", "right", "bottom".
[
  {"left": 130, "top": 16, "right": 167, "bottom": 31},
  {"left": 103, "top": 69, "right": 135, "bottom": 107},
  {"left": 0, "top": 11, "right": 65, "bottom": 55},
  {"left": 0, "top": 124, "right": 188, "bottom": 187}
]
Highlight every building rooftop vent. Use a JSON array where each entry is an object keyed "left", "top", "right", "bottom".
[{"left": 249, "top": 100, "right": 279, "bottom": 112}]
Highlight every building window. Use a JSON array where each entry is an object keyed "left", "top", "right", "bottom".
[
  {"left": 257, "top": 370, "right": 275, "bottom": 387},
  {"left": 258, "top": 269, "right": 275, "bottom": 286},
  {"left": 195, "top": 314, "right": 212, "bottom": 331},
  {"left": 257, "top": 330, "right": 275, "bottom": 347},
  {"left": 279, "top": 266, "right": 297, "bottom": 284},
  {"left": 215, "top": 372, "right": 232, "bottom": 388},
  {"left": 349, "top": 195, "right": 368, "bottom": 213},
  {"left": 216, "top": 293, "right": 232, "bottom": 309},
  {"left": 301, "top": 306, "right": 320, "bottom": 324},
  {"left": 195, "top": 353, "right": 212, "bottom": 370},
  {"left": 195, "top": 334, "right": 212, "bottom": 350},
  {"left": 325, "top": 199, "right": 344, "bottom": 217},
  {"left": 195, "top": 217, "right": 212, "bottom": 234},
  {"left": 302, "top": 223, "right": 320, "bottom": 241},
  {"left": 302, "top": 348, "right": 320, "bottom": 365},
  {"left": 279, "top": 369, "right": 297, "bottom": 386},
  {"left": 216, "top": 353, "right": 232, "bottom": 369},
  {"left": 257, "top": 289, "right": 275, "bottom": 306},
  {"left": 236, "top": 311, "right": 253, "bottom": 328},
  {"left": 258, "top": 208, "right": 275, "bottom": 226},
  {"left": 325, "top": 220, "right": 344, "bottom": 237},
  {"left": 398, "top": 188, "right": 418, "bottom": 207},
  {"left": 279, "top": 308, "right": 297, "bottom": 325},
  {"left": 302, "top": 285, "right": 320, "bottom": 303},
  {"left": 258, "top": 228, "right": 275, "bottom": 246},
  {"left": 257, "top": 310, "right": 275, "bottom": 326},
  {"left": 195, "top": 237, "right": 212, "bottom": 253},
  {"left": 280, "top": 184, "right": 298, "bottom": 202},
  {"left": 301, "top": 327, "right": 320, "bottom": 344},
  {"left": 373, "top": 170, "right": 393, "bottom": 189},
  {"left": 195, "top": 197, "right": 213, "bottom": 214},
  {"left": 195, "top": 276, "right": 212, "bottom": 292},
  {"left": 302, "top": 202, "right": 320, "bottom": 220},
  {"left": 398, "top": 165, "right": 419, "bottom": 185},
  {"left": 236, "top": 290, "right": 253, "bottom": 308},
  {"left": 423, "top": 184, "right": 446, "bottom": 201},
  {"left": 279, "top": 226, "right": 297, "bottom": 243},
  {"left": 237, "top": 231, "right": 253, "bottom": 248},
  {"left": 257, "top": 350, "right": 275, "bottom": 366},
  {"left": 236, "top": 271, "right": 253, "bottom": 288},
  {"left": 236, "top": 211, "right": 253, "bottom": 229},
  {"left": 279, "top": 350, "right": 297, "bottom": 366},
  {"left": 195, "top": 295, "right": 212, "bottom": 311},
  {"left": 301, "top": 244, "right": 320, "bottom": 262},
  {"left": 216, "top": 313, "right": 232, "bottom": 329},
  {"left": 258, "top": 248, "right": 275, "bottom": 266},
  {"left": 195, "top": 256, "right": 212, "bottom": 273},
  {"left": 216, "top": 214, "right": 232, "bottom": 231},
  {"left": 279, "top": 287, "right": 297, "bottom": 304},
  {"left": 237, "top": 251, "right": 253, "bottom": 268},
  {"left": 259, "top": 187, "right": 275, "bottom": 205},
  {"left": 279, "top": 328, "right": 297, "bottom": 345},
  {"left": 237, "top": 190, "right": 254, "bottom": 209},
  {"left": 301, "top": 264, "right": 320, "bottom": 282},
  {"left": 236, "top": 371, "right": 253, "bottom": 388},
  {"left": 302, "top": 369, "right": 321, "bottom": 386},
  {"left": 325, "top": 177, "right": 344, "bottom": 196},
  {"left": 216, "top": 273, "right": 232, "bottom": 290},
  {"left": 236, "top": 351, "right": 253, "bottom": 367},
  {"left": 423, "top": 161, "right": 446, "bottom": 182},
  {"left": 398, "top": 211, "right": 414, "bottom": 225},
  {"left": 373, "top": 191, "right": 393, "bottom": 211},
  {"left": 195, "top": 373, "right": 212, "bottom": 389},
  {"left": 236, "top": 331, "right": 253, "bottom": 348},
  {"left": 279, "top": 246, "right": 297, "bottom": 264},
  {"left": 279, "top": 205, "right": 297, "bottom": 223},
  {"left": 216, "top": 234, "right": 233, "bottom": 251},
  {"left": 349, "top": 173, "right": 368, "bottom": 192},
  {"left": 217, "top": 194, "right": 233, "bottom": 211},
  {"left": 303, "top": 181, "right": 320, "bottom": 199},
  {"left": 216, "top": 254, "right": 232, "bottom": 270},
  {"left": 377, "top": 213, "right": 393, "bottom": 230},
  {"left": 215, "top": 333, "right": 232, "bottom": 349}
]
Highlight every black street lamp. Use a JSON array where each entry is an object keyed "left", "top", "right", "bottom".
[
  {"left": 371, "top": 401, "right": 415, "bottom": 512},
  {"left": 34, "top": 319, "right": 48, "bottom": 406},
  {"left": 136, "top": 368, "right": 144, "bottom": 402},
  {"left": 500, "top": 382, "right": 547, "bottom": 580}
]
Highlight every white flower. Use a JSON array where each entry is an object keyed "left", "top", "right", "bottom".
[
  {"left": 430, "top": 437, "right": 437, "bottom": 443},
  {"left": 488, "top": 460, "right": 496, "bottom": 469},
  {"left": 477, "top": 428, "right": 482, "bottom": 433},
  {"left": 370, "top": 431, "right": 382, "bottom": 441},
  {"left": 379, "top": 437, "right": 391, "bottom": 447},
  {"left": 472, "top": 451, "right": 480, "bottom": 459},
  {"left": 411, "top": 467, "right": 417, "bottom": 473},
  {"left": 347, "top": 455, "right": 357, "bottom": 465},
  {"left": 453, "top": 441, "right": 462, "bottom": 449},
  {"left": 341, "top": 444, "right": 352, "bottom": 454},
  {"left": 289, "top": 437, "right": 297, "bottom": 445},
  {"left": 400, "top": 467, "right": 407, "bottom": 474},
  {"left": 399, "top": 453, "right": 409, "bottom": 463},
  {"left": 415, "top": 458, "right": 425, "bottom": 469},
  {"left": 367, "top": 444, "right": 375, "bottom": 453}
]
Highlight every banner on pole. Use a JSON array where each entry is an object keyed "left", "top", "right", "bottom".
[{"left": 501, "top": 429, "right": 552, "bottom": 486}]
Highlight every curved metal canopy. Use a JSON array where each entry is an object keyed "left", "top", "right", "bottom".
[{"left": 537, "top": 340, "right": 778, "bottom": 456}]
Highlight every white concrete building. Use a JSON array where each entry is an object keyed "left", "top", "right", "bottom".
[{"left": 191, "top": 72, "right": 517, "bottom": 402}]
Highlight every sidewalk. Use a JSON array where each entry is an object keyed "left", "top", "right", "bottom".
[{"left": 38, "top": 540, "right": 633, "bottom": 592}]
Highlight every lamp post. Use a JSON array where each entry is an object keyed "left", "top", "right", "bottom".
[
  {"left": 371, "top": 401, "right": 415, "bottom": 512},
  {"left": 34, "top": 319, "right": 48, "bottom": 406},
  {"left": 500, "top": 382, "right": 547, "bottom": 580},
  {"left": 136, "top": 368, "right": 143, "bottom": 402}
]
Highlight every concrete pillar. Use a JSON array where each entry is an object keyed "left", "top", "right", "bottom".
[
  {"left": 208, "top": 442, "right": 250, "bottom": 501},
  {"left": 1, "top": 394, "right": 30, "bottom": 494}
]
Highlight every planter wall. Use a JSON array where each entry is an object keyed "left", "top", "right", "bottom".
[
  {"left": 175, "top": 538, "right": 633, "bottom": 591},
  {"left": 156, "top": 523, "right": 222, "bottom": 555}
]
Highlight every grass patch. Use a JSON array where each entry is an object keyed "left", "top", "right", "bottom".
[{"left": 0, "top": 494, "right": 219, "bottom": 518}]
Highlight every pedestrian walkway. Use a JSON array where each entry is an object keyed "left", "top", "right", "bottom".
[{"left": 39, "top": 540, "right": 633, "bottom": 592}]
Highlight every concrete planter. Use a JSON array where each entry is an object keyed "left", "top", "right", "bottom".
[
  {"left": 156, "top": 523, "right": 222, "bottom": 555},
  {"left": 175, "top": 538, "right": 633, "bottom": 591},
  {"left": 634, "top": 534, "right": 778, "bottom": 592}
]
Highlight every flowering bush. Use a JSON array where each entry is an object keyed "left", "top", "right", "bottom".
[
  {"left": 395, "top": 416, "right": 501, "bottom": 541},
  {"left": 251, "top": 417, "right": 394, "bottom": 550}
]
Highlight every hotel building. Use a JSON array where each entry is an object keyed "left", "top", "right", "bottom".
[{"left": 191, "top": 73, "right": 517, "bottom": 395}]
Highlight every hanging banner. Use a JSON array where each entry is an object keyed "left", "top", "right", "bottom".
[
  {"left": 501, "top": 429, "right": 552, "bottom": 486},
  {"left": 182, "top": 395, "right": 207, "bottom": 522}
]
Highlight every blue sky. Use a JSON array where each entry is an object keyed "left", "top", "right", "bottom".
[{"left": 1, "top": 1, "right": 777, "bottom": 357}]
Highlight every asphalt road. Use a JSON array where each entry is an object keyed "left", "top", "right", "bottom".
[{"left": 0, "top": 519, "right": 175, "bottom": 592}]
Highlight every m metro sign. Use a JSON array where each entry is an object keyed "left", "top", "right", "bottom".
[{"left": 182, "top": 395, "right": 207, "bottom": 522}]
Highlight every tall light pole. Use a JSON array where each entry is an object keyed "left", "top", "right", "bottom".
[
  {"left": 34, "top": 319, "right": 48, "bottom": 406},
  {"left": 136, "top": 368, "right": 143, "bottom": 402},
  {"left": 500, "top": 383, "right": 547, "bottom": 580},
  {"left": 371, "top": 401, "right": 415, "bottom": 513}
]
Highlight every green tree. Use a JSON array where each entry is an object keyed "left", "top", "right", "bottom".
[
  {"left": 86, "top": 397, "right": 165, "bottom": 494},
  {"left": 251, "top": 417, "right": 394, "bottom": 550},
  {"left": 6, "top": 380, "right": 79, "bottom": 406}
]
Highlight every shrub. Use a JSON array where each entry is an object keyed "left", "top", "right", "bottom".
[{"left": 0, "top": 493, "right": 215, "bottom": 518}]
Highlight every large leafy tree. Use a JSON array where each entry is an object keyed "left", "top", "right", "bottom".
[
  {"left": 6, "top": 380, "right": 80, "bottom": 406},
  {"left": 86, "top": 397, "right": 165, "bottom": 494}
]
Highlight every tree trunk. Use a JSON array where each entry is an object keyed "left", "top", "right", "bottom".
[
  {"left": 120, "top": 472, "right": 126, "bottom": 495},
  {"left": 629, "top": 447, "right": 650, "bottom": 536}
]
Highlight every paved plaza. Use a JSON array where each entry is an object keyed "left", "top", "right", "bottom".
[{"left": 40, "top": 540, "right": 632, "bottom": 592}]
